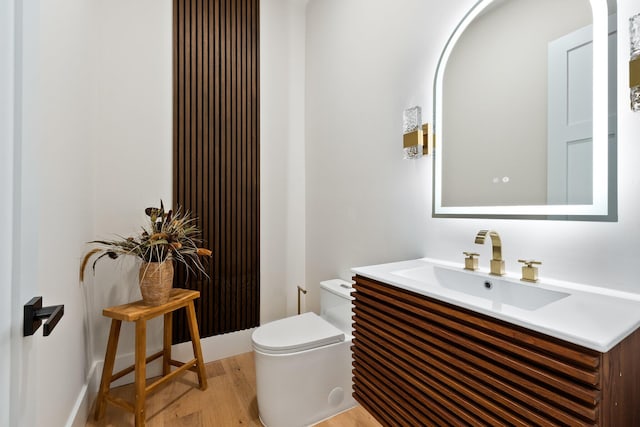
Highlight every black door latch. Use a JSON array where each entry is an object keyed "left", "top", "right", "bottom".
[{"left": 24, "top": 297, "right": 64, "bottom": 337}]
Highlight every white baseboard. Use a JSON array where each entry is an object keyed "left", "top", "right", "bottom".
[
  {"left": 64, "top": 363, "right": 96, "bottom": 427},
  {"left": 173, "top": 327, "right": 255, "bottom": 362},
  {"left": 65, "top": 328, "right": 256, "bottom": 427}
]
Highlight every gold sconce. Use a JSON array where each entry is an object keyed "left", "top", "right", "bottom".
[
  {"left": 630, "top": 13, "right": 640, "bottom": 111},
  {"left": 403, "top": 106, "right": 433, "bottom": 159}
]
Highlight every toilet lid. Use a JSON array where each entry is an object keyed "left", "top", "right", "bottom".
[{"left": 252, "top": 312, "right": 345, "bottom": 354}]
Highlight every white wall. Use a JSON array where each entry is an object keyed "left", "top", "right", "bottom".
[
  {"left": 12, "top": 0, "right": 96, "bottom": 426},
  {"left": 11, "top": 3, "right": 40, "bottom": 425},
  {"left": 0, "top": 1, "right": 15, "bottom": 425},
  {"left": 304, "top": 0, "right": 476, "bottom": 311},
  {"left": 305, "top": 0, "right": 640, "bottom": 315},
  {"left": 260, "top": 0, "right": 308, "bottom": 321},
  {"left": 85, "top": 0, "right": 174, "bottom": 383},
  {"left": 37, "top": 1, "right": 97, "bottom": 423}
]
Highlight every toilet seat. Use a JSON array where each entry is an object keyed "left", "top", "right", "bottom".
[{"left": 252, "top": 312, "right": 345, "bottom": 355}]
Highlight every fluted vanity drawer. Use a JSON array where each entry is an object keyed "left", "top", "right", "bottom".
[{"left": 352, "top": 275, "right": 640, "bottom": 426}]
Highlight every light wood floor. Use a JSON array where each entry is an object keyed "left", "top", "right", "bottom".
[{"left": 86, "top": 351, "right": 382, "bottom": 426}]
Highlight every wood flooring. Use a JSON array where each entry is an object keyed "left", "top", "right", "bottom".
[{"left": 86, "top": 351, "right": 381, "bottom": 427}]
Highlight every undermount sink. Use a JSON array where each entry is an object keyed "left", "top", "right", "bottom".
[
  {"left": 353, "top": 257, "right": 640, "bottom": 351},
  {"left": 391, "top": 265, "right": 569, "bottom": 311}
]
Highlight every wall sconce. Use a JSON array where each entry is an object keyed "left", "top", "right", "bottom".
[
  {"left": 630, "top": 13, "right": 640, "bottom": 111},
  {"left": 403, "top": 106, "right": 433, "bottom": 159}
]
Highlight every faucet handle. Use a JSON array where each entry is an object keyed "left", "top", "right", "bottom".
[
  {"left": 463, "top": 252, "right": 480, "bottom": 271},
  {"left": 518, "top": 259, "right": 542, "bottom": 283},
  {"left": 518, "top": 259, "right": 542, "bottom": 267}
]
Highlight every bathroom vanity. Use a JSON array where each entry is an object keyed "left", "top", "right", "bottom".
[{"left": 351, "top": 259, "right": 640, "bottom": 426}]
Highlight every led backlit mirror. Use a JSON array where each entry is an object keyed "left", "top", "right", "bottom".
[{"left": 433, "top": 0, "right": 617, "bottom": 220}]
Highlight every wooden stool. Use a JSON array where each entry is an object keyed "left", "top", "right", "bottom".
[{"left": 94, "top": 288, "right": 208, "bottom": 426}]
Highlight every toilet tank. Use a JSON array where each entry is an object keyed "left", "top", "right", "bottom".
[{"left": 320, "top": 279, "right": 355, "bottom": 335}]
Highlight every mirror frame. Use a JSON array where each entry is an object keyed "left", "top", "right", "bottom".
[{"left": 432, "top": 0, "right": 615, "bottom": 220}]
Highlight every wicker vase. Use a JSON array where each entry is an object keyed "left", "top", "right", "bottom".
[{"left": 139, "top": 261, "right": 174, "bottom": 306}]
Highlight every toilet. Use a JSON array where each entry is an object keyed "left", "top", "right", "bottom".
[{"left": 252, "top": 279, "right": 356, "bottom": 427}]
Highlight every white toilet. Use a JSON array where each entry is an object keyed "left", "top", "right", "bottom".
[{"left": 252, "top": 279, "right": 356, "bottom": 427}]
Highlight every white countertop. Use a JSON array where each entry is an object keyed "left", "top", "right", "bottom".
[{"left": 351, "top": 258, "right": 640, "bottom": 352}]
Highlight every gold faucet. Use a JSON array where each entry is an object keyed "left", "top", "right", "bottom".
[{"left": 474, "top": 230, "right": 505, "bottom": 276}]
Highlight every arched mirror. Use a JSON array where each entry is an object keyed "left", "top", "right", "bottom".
[{"left": 433, "top": 0, "right": 617, "bottom": 220}]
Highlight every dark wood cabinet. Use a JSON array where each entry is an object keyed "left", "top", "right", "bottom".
[{"left": 352, "top": 275, "right": 640, "bottom": 426}]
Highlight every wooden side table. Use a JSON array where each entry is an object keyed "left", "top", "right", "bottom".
[{"left": 94, "top": 288, "right": 208, "bottom": 426}]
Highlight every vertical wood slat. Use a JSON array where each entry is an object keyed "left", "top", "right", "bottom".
[{"left": 173, "top": 0, "right": 260, "bottom": 342}]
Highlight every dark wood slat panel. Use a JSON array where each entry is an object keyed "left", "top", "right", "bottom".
[
  {"left": 355, "top": 277, "right": 600, "bottom": 382},
  {"left": 222, "top": 0, "right": 230, "bottom": 333},
  {"left": 173, "top": 0, "right": 259, "bottom": 342},
  {"left": 354, "top": 359, "right": 448, "bottom": 426},
  {"left": 353, "top": 380, "right": 418, "bottom": 427},
  {"left": 355, "top": 309, "right": 595, "bottom": 425},
  {"left": 354, "top": 304, "right": 597, "bottom": 424},
  {"left": 240, "top": 0, "right": 248, "bottom": 330},
  {"left": 354, "top": 336, "right": 498, "bottom": 426},
  {"left": 250, "top": 0, "right": 259, "bottom": 328},
  {"left": 380, "top": 330, "right": 558, "bottom": 427},
  {"left": 200, "top": 0, "right": 210, "bottom": 336},
  {"left": 354, "top": 287, "right": 598, "bottom": 420},
  {"left": 356, "top": 324, "right": 569, "bottom": 426},
  {"left": 354, "top": 294, "right": 599, "bottom": 407},
  {"left": 600, "top": 328, "right": 640, "bottom": 426},
  {"left": 355, "top": 338, "right": 456, "bottom": 425},
  {"left": 353, "top": 386, "right": 403, "bottom": 427},
  {"left": 359, "top": 276, "right": 600, "bottom": 370},
  {"left": 212, "top": 0, "right": 222, "bottom": 335},
  {"left": 352, "top": 275, "right": 612, "bottom": 426},
  {"left": 357, "top": 331, "right": 507, "bottom": 426}
]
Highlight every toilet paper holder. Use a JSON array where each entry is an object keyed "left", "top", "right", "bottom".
[{"left": 297, "top": 285, "right": 308, "bottom": 315}]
